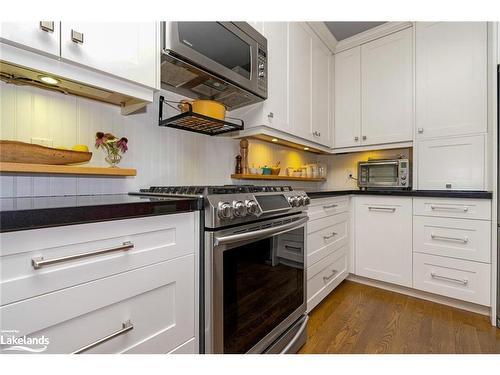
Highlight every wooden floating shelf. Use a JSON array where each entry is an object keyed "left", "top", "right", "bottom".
[
  {"left": 231, "top": 174, "right": 326, "bottom": 182},
  {"left": 0, "top": 162, "right": 137, "bottom": 177}
]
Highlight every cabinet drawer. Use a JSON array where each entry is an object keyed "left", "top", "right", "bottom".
[
  {"left": 0, "top": 213, "right": 196, "bottom": 306},
  {"left": 307, "top": 212, "right": 348, "bottom": 266},
  {"left": 413, "top": 253, "right": 490, "bottom": 306},
  {"left": 0, "top": 255, "right": 195, "bottom": 354},
  {"left": 413, "top": 197, "right": 491, "bottom": 220},
  {"left": 307, "top": 246, "right": 348, "bottom": 312},
  {"left": 413, "top": 216, "right": 491, "bottom": 263},
  {"left": 277, "top": 239, "right": 304, "bottom": 263},
  {"left": 307, "top": 196, "right": 350, "bottom": 222}
]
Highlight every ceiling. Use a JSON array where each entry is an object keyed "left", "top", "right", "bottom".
[{"left": 324, "top": 22, "right": 386, "bottom": 41}]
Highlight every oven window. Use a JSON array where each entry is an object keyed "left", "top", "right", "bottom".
[
  {"left": 363, "top": 164, "right": 399, "bottom": 184},
  {"left": 222, "top": 227, "right": 305, "bottom": 353},
  {"left": 177, "top": 22, "right": 251, "bottom": 79}
]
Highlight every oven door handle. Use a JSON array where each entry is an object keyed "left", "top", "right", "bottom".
[
  {"left": 281, "top": 315, "right": 309, "bottom": 354},
  {"left": 214, "top": 216, "right": 309, "bottom": 246}
]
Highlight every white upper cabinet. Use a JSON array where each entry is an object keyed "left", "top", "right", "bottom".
[
  {"left": 361, "top": 28, "right": 413, "bottom": 145},
  {"left": 416, "top": 22, "right": 487, "bottom": 139},
  {"left": 261, "top": 22, "right": 289, "bottom": 131},
  {"left": 334, "top": 46, "right": 361, "bottom": 148},
  {"left": 60, "top": 22, "right": 158, "bottom": 88},
  {"left": 289, "top": 22, "right": 313, "bottom": 141},
  {"left": 311, "top": 36, "right": 332, "bottom": 146},
  {"left": 0, "top": 22, "right": 60, "bottom": 57}
]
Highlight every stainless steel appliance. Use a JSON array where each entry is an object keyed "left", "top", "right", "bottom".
[
  {"left": 131, "top": 185, "right": 310, "bottom": 353},
  {"left": 161, "top": 22, "right": 268, "bottom": 111},
  {"left": 358, "top": 158, "right": 411, "bottom": 190}
]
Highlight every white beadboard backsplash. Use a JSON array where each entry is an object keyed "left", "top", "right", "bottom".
[{"left": 0, "top": 82, "right": 322, "bottom": 198}]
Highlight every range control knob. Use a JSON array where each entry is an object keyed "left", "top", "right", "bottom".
[
  {"left": 232, "top": 200, "right": 247, "bottom": 217},
  {"left": 245, "top": 200, "right": 259, "bottom": 215},
  {"left": 297, "top": 196, "right": 305, "bottom": 206},
  {"left": 287, "top": 196, "right": 299, "bottom": 207},
  {"left": 303, "top": 196, "right": 311, "bottom": 206},
  {"left": 218, "top": 202, "right": 233, "bottom": 219}
]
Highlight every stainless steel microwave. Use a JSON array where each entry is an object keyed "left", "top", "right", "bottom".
[
  {"left": 358, "top": 159, "right": 411, "bottom": 189},
  {"left": 161, "top": 22, "right": 268, "bottom": 110}
]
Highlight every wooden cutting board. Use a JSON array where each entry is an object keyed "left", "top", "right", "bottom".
[{"left": 0, "top": 140, "right": 92, "bottom": 165}]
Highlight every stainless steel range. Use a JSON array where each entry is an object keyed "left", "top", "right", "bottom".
[{"left": 132, "top": 185, "right": 310, "bottom": 353}]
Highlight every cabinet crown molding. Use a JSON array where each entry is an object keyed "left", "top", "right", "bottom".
[{"left": 334, "top": 21, "right": 413, "bottom": 54}]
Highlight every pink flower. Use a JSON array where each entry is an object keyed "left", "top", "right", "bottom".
[{"left": 117, "top": 137, "right": 128, "bottom": 153}]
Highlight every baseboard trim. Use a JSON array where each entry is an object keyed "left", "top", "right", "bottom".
[{"left": 347, "top": 274, "right": 491, "bottom": 317}]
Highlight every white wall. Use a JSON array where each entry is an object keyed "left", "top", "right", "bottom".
[{"left": 0, "top": 82, "right": 322, "bottom": 198}]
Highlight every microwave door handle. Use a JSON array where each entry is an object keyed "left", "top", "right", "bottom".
[
  {"left": 214, "top": 216, "right": 309, "bottom": 246},
  {"left": 360, "top": 161, "right": 399, "bottom": 166}
]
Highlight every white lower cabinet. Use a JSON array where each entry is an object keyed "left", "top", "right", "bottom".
[
  {"left": 354, "top": 196, "right": 413, "bottom": 287},
  {"left": 306, "top": 196, "right": 350, "bottom": 312},
  {"left": 0, "top": 213, "right": 198, "bottom": 354}
]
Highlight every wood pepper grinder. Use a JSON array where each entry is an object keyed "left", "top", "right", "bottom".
[{"left": 239, "top": 138, "right": 249, "bottom": 175}]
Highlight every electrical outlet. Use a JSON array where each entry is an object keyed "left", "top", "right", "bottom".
[
  {"left": 347, "top": 169, "right": 354, "bottom": 180},
  {"left": 31, "top": 138, "right": 53, "bottom": 147}
]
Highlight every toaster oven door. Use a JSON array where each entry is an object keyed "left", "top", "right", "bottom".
[{"left": 359, "top": 162, "right": 401, "bottom": 188}]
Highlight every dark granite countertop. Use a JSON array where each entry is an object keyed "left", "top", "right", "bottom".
[
  {"left": 306, "top": 189, "right": 492, "bottom": 199},
  {"left": 0, "top": 194, "right": 203, "bottom": 233}
]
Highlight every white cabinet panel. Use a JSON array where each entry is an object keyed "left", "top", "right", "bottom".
[
  {"left": 0, "top": 22, "right": 60, "bottom": 57},
  {"left": 334, "top": 47, "right": 361, "bottom": 148},
  {"left": 416, "top": 22, "right": 487, "bottom": 138},
  {"left": 307, "top": 212, "right": 349, "bottom": 266},
  {"left": 355, "top": 196, "right": 413, "bottom": 287},
  {"left": 361, "top": 28, "right": 413, "bottom": 145},
  {"left": 311, "top": 37, "right": 332, "bottom": 146},
  {"left": 413, "top": 252, "right": 490, "bottom": 306},
  {"left": 413, "top": 197, "right": 491, "bottom": 220},
  {"left": 60, "top": 22, "right": 157, "bottom": 88},
  {"left": 417, "top": 135, "right": 485, "bottom": 190},
  {"left": 289, "top": 22, "right": 312, "bottom": 140}
]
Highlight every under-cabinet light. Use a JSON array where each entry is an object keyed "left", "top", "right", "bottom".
[{"left": 38, "top": 75, "right": 60, "bottom": 85}]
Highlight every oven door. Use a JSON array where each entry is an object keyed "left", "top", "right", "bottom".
[
  {"left": 205, "top": 214, "right": 308, "bottom": 354},
  {"left": 359, "top": 161, "right": 401, "bottom": 188}
]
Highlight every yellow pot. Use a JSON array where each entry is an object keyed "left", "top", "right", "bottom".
[{"left": 179, "top": 100, "right": 226, "bottom": 120}]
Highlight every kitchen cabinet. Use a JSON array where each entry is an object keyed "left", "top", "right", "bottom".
[
  {"left": 60, "top": 22, "right": 158, "bottom": 88},
  {"left": 334, "top": 46, "right": 361, "bottom": 148},
  {"left": 416, "top": 134, "right": 485, "bottom": 190},
  {"left": 0, "top": 21, "right": 60, "bottom": 57},
  {"left": 289, "top": 22, "right": 312, "bottom": 141},
  {"left": 354, "top": 196, "right": 412, "bottom": 287},
  {"left": 361, "top": 28, "right": 413, "bottom": 145},
  {"left": 415, "top": 22, "right": 487, "bottom": 139}
]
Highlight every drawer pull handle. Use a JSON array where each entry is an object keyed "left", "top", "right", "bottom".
[
  {"left": 284, "top": 245, "right": 302, "bottom": 251},
  {"left": 39, "top": 21, "right": 54, "bottom": 32},
  {"left": 31, "top": 241, "right": 134, "bottom": 270},
  {"left": 430, "top": 272, "right": 468, "bottom": 286},
  {"left": 323, "top": 269, "right": 338, "bottom": 282},
  {"left": 71, "top": 29, "right": 84, "bottom": 44},
  {"left": 430, "top": 205, "right": 469, "bottom": 212},
  {"left": 323, "top": 232, "right": 337, "bottom": 240},
  {"left": 323, "top": 204, "right": 338, "bottom": 209},
  {"left": 368, "top": 206, "right": 396, "bottom": 212},
  {"left": 73, "top": 320, "right": 134, "bottom": 354},
  {"left": 430, "top": 234, "right": 469, "bottom": 243}
]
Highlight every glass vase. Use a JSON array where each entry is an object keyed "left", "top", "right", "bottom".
[{"left": 105, "top": 152, "right": 122, "bottom": 168}]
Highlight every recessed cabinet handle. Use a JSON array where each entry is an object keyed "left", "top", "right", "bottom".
[
  {"left": 430, "top": 272, "right": 468, "bottom": 286},
  {"left": 323, "top": 269, "right": 338, "bottom": 282},
  {"left": 39, "top": 21, "right": 54, "bottom": 32},
  {"left": 430, "top": 205, "right": 468, "bottom": 212},
  {"left": 368, "top": 206, "right": 396, "bottom": 212},
  {"left": 72, "top": 320, "right": 134, "bottom": 354},
  {"left": 430, "top": 234, "right": 469, "bottom": 243},
  {"left": 31, "top": 241, "right": 134, "bottom": 269},
  {"left": 71, "top": 29, "right": 84, "bottom": 44}
]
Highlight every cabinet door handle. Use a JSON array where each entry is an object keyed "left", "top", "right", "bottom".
[
  {"left": 430, "top": 205, "right": 468, "bottom": 212},
  {"left": 368, "top": 206, "right": 396, "bottom": 212},
  {"left": 39, "top": 21, "right": 54, "bottom": 32},
  {"left": 284, "top": 244, "right": 302, "bottom": 251},
  {"left": 430, "top": 272, "right": 468, "bottom": 286},
  {"left": 31, "top": 241, "right": 134, "bottom": 269},
  {"left": 323, "top": 269, "right": 338, "bottom": 282},
  {"left": 313, "top": 131, "right": 321, "bottom": 137},
  {"left": 72, "top": 320, "right": 134, "bottom": 354},
  {"left": 323, "top": 203, "right": 338, "bottom": 209},
  {"left": 323, "top": 232, "right": 337, "bottom": 240},
  {"left": 268, "top": 112, "right": 274, "bottom": 118},
  {"left": 362, "top": 135, "right": 367, "bottom": 140},
  {"left": 430, "top": 234, "right": 469, "bottom": 243},
  {"left": 354, "top": 136, "right": 359, "bottom": 141},
  {"left": 71, "top": 29, "right": 84, "bottom": 44},
  {"left": 418, "top": 128, "right": 424, "bottom": 134}
]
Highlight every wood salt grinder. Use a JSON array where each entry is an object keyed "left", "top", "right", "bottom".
[{"left": 240, "top": 138, "right": 249, "bottom": 175}]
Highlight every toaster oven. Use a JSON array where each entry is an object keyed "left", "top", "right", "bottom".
[{"left": 358, "top": 159, "right": 411, "bottom": 190}]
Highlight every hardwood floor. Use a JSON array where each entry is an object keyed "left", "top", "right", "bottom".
[{"left": 299, "top": 280, "right": 500, "bottom": 354}]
